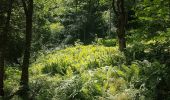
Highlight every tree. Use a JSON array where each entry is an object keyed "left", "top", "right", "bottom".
[
  {"left": 0, "top": 0, "right": 13, "bottom": 96},
  {"left": 135, "top": 0, "right": 170, "bottom": 35},
  {"left": 112, "top": 0, "right": 127, "bottom": 51},
  {"left": 20, "top": 0, "right": 33, "bottom": 95},
  {"left": 55, "top": 0, "right": 107, "bottom": 44}
]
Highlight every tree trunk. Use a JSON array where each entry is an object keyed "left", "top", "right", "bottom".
[
  {"left": 118, "top": 0, "right": 126, "bottom": 51},
  {"left": 20, "top": 0, "right": 33, "bottom": 95},
  {"left": 0, "top": 0, "right": 13, "bottom": 96},
  {"left": 0, "top": 51, "right": 5, "bottom": 97},
  {"left": 112, "top": 0, "right": 126, "bottom": 51}
]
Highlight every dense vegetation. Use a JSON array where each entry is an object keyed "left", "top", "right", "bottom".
[{"left": 0, "top": 0, "right": 170, "bottom": 100}]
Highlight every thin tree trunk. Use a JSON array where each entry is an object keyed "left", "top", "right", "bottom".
[
  {"left": 112, "top": 0, "right": 126, "bottom": 51},
  {"left": 109, "top": 7, "right": 112, "bottom": 37},
  {"left": 118, "top": 0, "right": 126, "bottom": 51},
  {"left": 0, "top": 49, "right": 5, "bottom": 97},
  {"left": 0, "top": 35, "right": 4, "bottom": 96},
  {"left": 20, "top": 0, "right": 33, "bottom": 96},
  {"left": 0, "top": 0, "right": 13, "bottom": 96}
]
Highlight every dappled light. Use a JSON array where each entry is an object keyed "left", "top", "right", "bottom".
[{"left": 0, "top": 0, "right": 170, "bottom": 100}]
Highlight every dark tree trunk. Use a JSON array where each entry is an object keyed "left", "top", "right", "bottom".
[
  {"left": 112, "top": 0, "right": 127, "bottom": 51},
  {"left": 0, "top": 50, "right": 5, "bottom": 97},
  {"left": 20, "top": 0, "right": 33, "bottom": 95},
  {"left": 0, "top": 0, "right": 13, "bottom": 96}
]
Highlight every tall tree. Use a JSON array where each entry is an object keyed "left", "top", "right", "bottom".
[
  {"left": 20, "top": 0, "right": 33, "bottom": 94},
  {"left": 0, "top": 0, "right": 13, "bottom": 96},
  {"left": 112, "top": 0, "right": 127, "bottom": 51}
]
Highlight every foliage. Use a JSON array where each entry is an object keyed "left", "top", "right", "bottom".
[
  {"left": 31, "top": 45, "right": 125, "bottom": 76},
  {"left": 96, "top": 38, "right": 117, "bottom": 47},
  {"left": 4, "top": 67, "right": 21, "bottom": 96},
  {"left": 1, "top": 0, "right": 170, "bottom": 99},
  {"left": 126, "top": 28, "right": 170, "bottom": 63},
  {"left": 4, "top": 45, "right": 140, "bottom": 99}
]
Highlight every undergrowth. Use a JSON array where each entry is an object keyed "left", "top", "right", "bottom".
[{"left": 4, "top": 43, "right": 169, "bottom": 99}]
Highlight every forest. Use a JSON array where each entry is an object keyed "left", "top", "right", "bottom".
[{"left": 0, "top": 0, "right": 170, "bottom": 100}]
